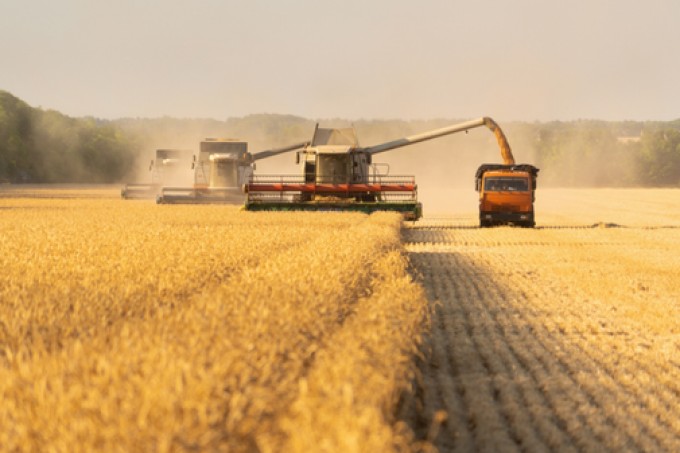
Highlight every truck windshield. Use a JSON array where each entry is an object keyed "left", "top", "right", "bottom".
[{"left": 484, "top": 177, "right": 528, "bottom": 192}]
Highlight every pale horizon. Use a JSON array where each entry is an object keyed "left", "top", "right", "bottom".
[{"left": 2, "top": 0, "right": 679, "bottom": 122}]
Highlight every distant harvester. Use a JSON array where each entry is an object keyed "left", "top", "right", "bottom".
[
  {"left": 121, "top": 149, "right": 193, "bottom": 200},
  {"left": 155, "top": 138, "right": 308, "bottom": 204}
]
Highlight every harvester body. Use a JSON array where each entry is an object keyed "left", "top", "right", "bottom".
[
  {"left": 121, "top": 149, "right": 192, "bottom": 199},
  {"left": 244, "top": 125, "right": 422, "bottom": 219},
  {"left": 156, "top": 139, "right": 307, "bottom": 204}
]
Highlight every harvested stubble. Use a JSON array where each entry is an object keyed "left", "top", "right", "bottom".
[
  {"left": 0, "top": 192, "right": 430, "bottom": 452},
  {"left": 403, "top": 188, "right": 680, "bottom": 452}
]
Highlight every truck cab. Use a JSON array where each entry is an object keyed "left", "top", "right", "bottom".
[{"left": 475, "top": 164, "right": 539, "bottom": 227}]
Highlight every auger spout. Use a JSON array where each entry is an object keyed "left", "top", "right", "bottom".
[
  {"left": 364, "top": 118, "right": 486, "bottom": 155},
  {"left": 364, "top": 116, "right": 515, "bottom": 165},
  {"left": 252, "top": 141, "right": 310, "bottom": 161}
]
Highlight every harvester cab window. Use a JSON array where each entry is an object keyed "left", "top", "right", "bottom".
[
  {"left": 210, "top": 159, "right": 239, "bottom": 188},
  {"left": 317, "top": 154, "right": 350, "bottom": 184},
  {"left": 484, "top": 177, "right": 529, "bottom": 192}
]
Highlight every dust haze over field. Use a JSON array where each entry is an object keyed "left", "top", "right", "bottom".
[{"left": 120, "top": 115, "right": 314, "bottom": 186}]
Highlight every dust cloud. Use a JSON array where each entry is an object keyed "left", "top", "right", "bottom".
[
  {"left": 120, "top": 115, "right": 315, "bottom": 185},
  {"left": 127, "top": 148, "right": 194, "bottom": 187}
]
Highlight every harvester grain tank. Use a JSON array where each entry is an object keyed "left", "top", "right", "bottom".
[
  {"left": 243, "top": 117, "right": 538, "bottom": 223},
  {"left": 121, "top": 149, "right": 192, "bottom": 199},
  {"left": 156, "top": 138, "right": 308, "bottom": 204}
]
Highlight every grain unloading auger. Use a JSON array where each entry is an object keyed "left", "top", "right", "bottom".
[
  {"left": 121, "top": 149, "right": 193, "bottom": 199},
  {"left": 243, "top": 117, "right": 537, "bottom": 221},
  {"left": 156, "top": 139, "right": 308, "bottom": 204}
]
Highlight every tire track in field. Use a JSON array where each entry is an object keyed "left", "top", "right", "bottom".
[
  {"left": 511, "top": 277, "right": 677, "bottom": 452},
  {"left": 400, "top": 225, "right": 680, "bottom": 452},
  {"left": 403, "top": 249, "right": 590, "bottom": 452}
]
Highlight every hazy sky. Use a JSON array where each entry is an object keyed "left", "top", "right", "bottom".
[{"left": 2, "top": 0, "right": 679, "bottom": 121}]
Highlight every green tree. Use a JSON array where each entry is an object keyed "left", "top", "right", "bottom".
[
  {"left": 638, "top": 128, "right": 680, "bottom": 186},
  {"left": 0, "top": 90, "right": 140, "bottom": 183}
]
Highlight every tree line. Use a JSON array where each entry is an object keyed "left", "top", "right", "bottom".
[
  {"left": 0, "top": 91, "right": 140, "bottom": 183},
  {"left": 1, "top": 90, "right": 679, "bottom": 186},
  {"left": 530, "top": 120, "right": 680, "bottom": 186}
]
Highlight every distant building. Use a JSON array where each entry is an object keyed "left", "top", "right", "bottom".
[{"left": 617, "top": 136, "right": 641, "bottom": 144}]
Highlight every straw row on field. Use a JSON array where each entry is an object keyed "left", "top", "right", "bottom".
[{"left": 404, "top": 222, "right": 680, "bottom": 451}]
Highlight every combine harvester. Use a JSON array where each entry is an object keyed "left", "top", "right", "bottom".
[
  {"left": 156, "top": 138, "right": 308, "bottom": 204},
  {"left": 243, "top": 117, "right": 539, "bottom": 225},
  {"left": 121, "top": 149, "right": 192, "bottom": 199}
]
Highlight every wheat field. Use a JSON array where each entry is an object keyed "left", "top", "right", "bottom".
[
  {"left": 0, "top": 186, "right": 429, "bottom": 452},
  {"left": 1, "top": 186, "right": 679, "bottom": 452}
]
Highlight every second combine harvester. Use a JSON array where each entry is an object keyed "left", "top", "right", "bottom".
[
  {"left": 156, "top": 138, "right": 309, "bottom": 204},
  {"left": 244, "top": 117, "right": 538, "bottom": 226}
]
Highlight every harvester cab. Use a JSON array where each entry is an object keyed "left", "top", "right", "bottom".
[
  {"left": 302, "top": 125, "right": 370, "bottom": 184},
  {"left": 194, "top": 139, "right": 252, "bottom": 191},
  {"left": 156, "top": 139, "right": 308, "bottom": 204},
  {"left": 121, "top": 149, "right": 192, "bottom": 199}
]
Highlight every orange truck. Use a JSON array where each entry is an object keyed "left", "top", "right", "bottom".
[
  {"left": 467, "top": 118, "right": 539, "bottom": 227},
  {"left": 475, "top": 163, "right": 539, "bottom": 227},
  {"left": 460, "top": 117, "right": 538, "bottom": 228}
]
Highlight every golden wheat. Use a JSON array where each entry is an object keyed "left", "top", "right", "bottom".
[{"left": 0, "top": 188, "right": 429, "bottom": 452}]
